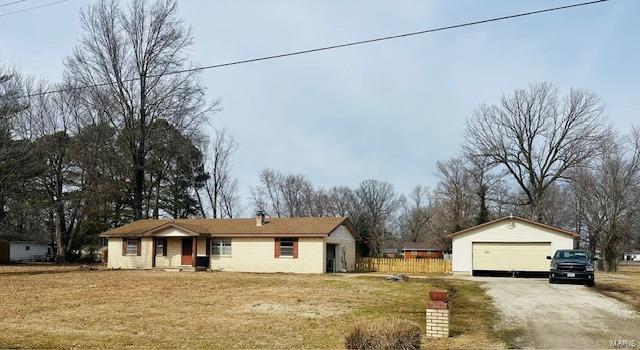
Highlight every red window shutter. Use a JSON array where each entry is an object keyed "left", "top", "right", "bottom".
[
  {"left": 136, "top": 238, "right": 142, "bottom": 256},
  {"left": 122, "top": 238, "right": 126, "bottom": 256},
  {"left": 293, "top": 239, "right": 298, "bottom": 259},
  {"left": 163, "top": 238, "right": 167, "bottom": 256},
  {"left": 274, "top": 238, "right": 280, "bottom": 258}
]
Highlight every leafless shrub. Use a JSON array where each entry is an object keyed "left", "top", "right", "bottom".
[{"left": 345, "top": 319, "right": 421, "bottom": 350}]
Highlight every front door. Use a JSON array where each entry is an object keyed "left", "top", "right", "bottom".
[
  {"left": 326, "top": 244, "right": 337, "bottom": 273},
  {"left": 181, "top": 238, "right": 193, "bottom": 266}
]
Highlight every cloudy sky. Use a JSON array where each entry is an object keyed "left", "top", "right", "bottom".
[{"left": 1, "top": 0, "right": 638, "bottom": 204}]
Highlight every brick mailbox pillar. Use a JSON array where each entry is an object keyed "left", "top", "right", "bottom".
[{"left": 426, "top": 289, "right": 449, "bottom": 338}]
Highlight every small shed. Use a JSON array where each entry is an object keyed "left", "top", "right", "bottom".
[
  {"left": 402, "top": 242, "right": 446, "bottom": 259},
  {"left": 450, "top": 216, "right": 578, "bottom": 275}
]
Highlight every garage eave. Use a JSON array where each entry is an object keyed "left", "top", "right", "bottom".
[{"left": 448, "top": 216, "right": 580, "bottom": 239}]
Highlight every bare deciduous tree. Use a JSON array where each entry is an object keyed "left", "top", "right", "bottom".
[
  {"left": 571, "top": 129, "right": 640, "bottom": 271},
  {"left": 251, "top": 168, "right": 284, "bottom": 217},
  {"left": 464, "top": 83, "right": 609, "bottom": 222},
  {"left": 397, "top": 185, "right": 433, "bottom": 243},
  {"left": 354, "top": 179, "right": 399, "bottom": 257},
  {"left": 204, "top": 129, "right": 238, "bottom": 218},
  {"left": 435, "top": 158, "right": 475, "bottom": 232},
  {"left": 64, "top": 0, "right": 216, "bottom": 219}
]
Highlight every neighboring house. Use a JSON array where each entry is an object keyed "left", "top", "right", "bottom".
[
  {"left": 9, "top": 240, "right": 49, "bottom": 262},
  {"left": 99, "top": 213, "right": 357, "bottom": 274},
  {"left": 381, "top": 248, "right": 401, "bottom": 258},
  {"left": 450, "top": 216, "right": 578, "bottom": 275},
  {"left": 623, "top": 251, "right": 640, "bottom": 262},
  {"left": 401, "top": 242, "right": 446, "bottom": 259}
]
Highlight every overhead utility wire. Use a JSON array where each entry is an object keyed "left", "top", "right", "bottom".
[
  {"left": 5, "top": 0, "right": 610, "bottom": 100},
  {"left": 0, "top": 0, "right": 27, "bottom": 9},
  {"left": 0, "top": 0, "right": 66, "bottom": 17}
]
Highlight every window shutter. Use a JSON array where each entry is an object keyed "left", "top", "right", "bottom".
[
  {"left": 274, "top": 238, "right": 280, "bottom": 258},
  {"left": 136, "top": 237, "right": 142, "bottom": 256},
  {"left": 163, "top": 238, "right": 167, "bottom": 256},
  {"left": 122, "top": 238, "right": 126, "bottom": 256},
  {"left": 205, "top": 238, "right": 211, "bottom": 256},
  {"left": 293, "top": 239, "right": 298, "bottom": 259}
]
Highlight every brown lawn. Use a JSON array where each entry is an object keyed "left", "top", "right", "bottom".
[
  {"left": 0, "top": 266, "right": 502, "bottom": 349},
  {"left": 595, "top": 265, "right": 640, "bottom": 311}
]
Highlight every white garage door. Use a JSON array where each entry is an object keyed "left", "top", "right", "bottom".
[{"left": 472, "top": 242, "right": 551, "bottom": 272}]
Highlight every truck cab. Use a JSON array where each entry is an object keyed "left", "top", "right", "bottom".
[{"left": 547, "top": 249, "right": 596, "bottom": 286}]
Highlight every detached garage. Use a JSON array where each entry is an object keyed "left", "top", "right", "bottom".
[{"left": 451, "top": 216, "right": 578, "bottom": 275}]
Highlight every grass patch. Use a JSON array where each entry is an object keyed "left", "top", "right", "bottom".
[
  {"left": 595, "top": 269, "right": 640, "bottom": 311},
  {"left": 0, "top": 267, "right": 503, "bottom": 349}
]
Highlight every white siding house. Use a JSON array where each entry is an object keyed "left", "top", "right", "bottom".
[
  {"left": 9, "top": 241, "right": 49, "bottom": 262},
  {"left": 623, "top": 251, "right": 640, "bottom": 262},
  {"left": 451, "top": 216, "right": 577, "bottom": 275}
]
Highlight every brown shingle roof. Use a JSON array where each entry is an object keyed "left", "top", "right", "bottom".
[{"left": 99, "top": 217, "right": 357, "bottom": 238}]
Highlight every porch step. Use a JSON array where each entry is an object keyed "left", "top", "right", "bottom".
[{"left": 157, "top": 267, "right": 196, "bottom": 272}]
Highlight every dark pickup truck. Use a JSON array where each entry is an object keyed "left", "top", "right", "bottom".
[{"left": 547, "top": 249, "right": 596, "bottom": 286}]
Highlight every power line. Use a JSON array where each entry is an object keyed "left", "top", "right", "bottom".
[
  {"left": 0, "top": 0, "right": 65, "bottom": 17},
  {"left": 0, "top": 0, "right": 27, "bottom": 9},
  {"left": 6, "top": 0, "right": 610, "bottom": 100}
]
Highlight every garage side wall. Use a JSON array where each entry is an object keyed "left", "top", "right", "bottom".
[
  {"left": 451, "top": 221, "right": 575, "bottom": 274},
  {"left": 325, "top": 225, "right": 356, "bottom": 272}
]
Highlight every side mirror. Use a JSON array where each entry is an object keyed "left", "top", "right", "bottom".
[{"left": 546, "top": 256, "right": 552, "bottom": 260}]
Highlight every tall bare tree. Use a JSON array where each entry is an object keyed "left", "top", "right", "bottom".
[
  {"left": 64, "top": 0, "right": 215, "bottom": 220},
  {"left": 571, "top": 130, "right": 640, "bottom": 271},
  {"left": 354, "top": 179, "right": 399, "bottom": 257},
  {"left": 464, "top": 83, "right": 609, "bottom": 222},
  {"left": 435, "top": 157, "right": 475, "bottom": 232},
  {"left": 204, "top": 129, "right": 238, "bottom": 218},
  {"left": 251, "top": 168, "right": 285, "bottom": 217},
  {"left": 397, "top": 185, "right": 433, "bottom": 243}
]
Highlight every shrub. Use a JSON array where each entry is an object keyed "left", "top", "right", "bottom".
[{"left": 345, "top": 319, "right": 421, "bottom": 350}]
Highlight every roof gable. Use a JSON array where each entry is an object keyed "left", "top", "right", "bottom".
[{"left": 448, "top": 216, "right": 579, "bottom": 238}]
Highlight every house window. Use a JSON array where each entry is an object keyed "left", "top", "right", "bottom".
[
  {"left": 211, "top": 238, "right": 232, "bottom": 256},
  {"left": 279, "top": 238, "right": 296, "bottom": 257},
  {"left": 411, "top": 250, "right": 417, "bottom": 256},
  {"left": 25, "top": 245, "right": 30, "bottom": 251},
  {"left": 125, "top": 238, "right": 138, "bottom": 256}
]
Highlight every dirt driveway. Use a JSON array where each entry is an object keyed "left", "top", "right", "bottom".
[{"left": 474, "top": 277, "right": 640, "bottom": 349}]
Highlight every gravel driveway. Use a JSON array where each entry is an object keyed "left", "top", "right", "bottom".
[{"left": 474, "top": 277, "right": 640, "bottom": 349}]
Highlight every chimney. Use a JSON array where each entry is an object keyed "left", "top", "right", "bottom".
[{"left": 256, "top": 210, "right": 266, "bottom": 226}]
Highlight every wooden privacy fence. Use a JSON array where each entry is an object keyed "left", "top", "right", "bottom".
[{"left": 356, "top": 258, "right": 452, "bottom": 274}]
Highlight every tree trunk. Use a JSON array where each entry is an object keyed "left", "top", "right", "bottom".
[
  {"left": 133, "top": 161, "right": 145, "bottom": 220},
  {"left": 54, "top": 201, "right": 66, "bottom": 262}
]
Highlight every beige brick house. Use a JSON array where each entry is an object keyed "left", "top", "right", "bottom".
[{"left": 100, "top": 213, "right": 357, "bottom": 274}]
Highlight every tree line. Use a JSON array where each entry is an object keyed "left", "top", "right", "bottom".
[
  {"left": 249, "top": 83, "right": 640, "bottom": 271},
  {"left": 1, "top": 0, "right": 638, "bottom": 270},
  {"left": 0, "top": 0, "right": 240, "bottom": 260}
]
